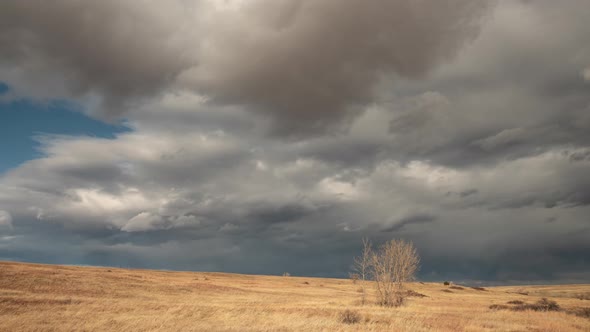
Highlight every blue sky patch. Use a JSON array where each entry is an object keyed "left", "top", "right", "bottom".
[{"left": 0, "top": 89, "right": 130, "bottom": 174}]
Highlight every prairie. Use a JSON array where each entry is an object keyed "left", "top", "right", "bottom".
[{"left": 0, "top": 261, "right": 588, "bottom": 331}]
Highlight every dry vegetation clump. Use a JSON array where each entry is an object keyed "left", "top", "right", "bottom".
[
  {"left": 471, "top": 286, "right": 487, "bottom": 291},
  {"left": 442, "top": 289, "right": 453, "bottom": 293},
  {"left": 534, "top": 298, "right": 561, "bottom": 311},
  {"left": 339, "top": 309, "right": 361, "bottom": 324},
  {"left": 449, "top": 286, "right": 464, "bottom": 290},
  {"left": 443, "top": 281, "right": 450, "bottom": 286},
  {"left": 569, "top": 307, "right": 590, "bottom": 319},
  {"left": 406, "top": 290, "right": 428, "bottom": 298},
  {"left": 490, "top": 298, "right": 560, "bottom": 312},
  {"left": 577, "top": 292, "right": 590, "bottom": 300},
  {"left": 491, "top": 298, "right": 590, "bottom": 320}
]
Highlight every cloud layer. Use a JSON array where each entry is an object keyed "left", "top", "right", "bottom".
[
  {"left": 1, "top": 0, "right": 492, "bottom": 132},
  {"left": 1, "top": 1, "right": 590, "bottom": 283}
]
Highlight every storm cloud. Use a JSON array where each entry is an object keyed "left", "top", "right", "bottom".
[
  {"left": 184, "top": 0, "right": 494, "bottom": 134},
  {"left": 1, "top": 0, "right": 492, "bottom": 132},
  {"left": 1, "top": 1, "right": 590, "bottom": 283},
  {"left": 0, "top": 0, "right": 195, "bottom": 115}
]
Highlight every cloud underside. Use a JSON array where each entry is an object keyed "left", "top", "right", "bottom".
[
  {"left": 1, "top": 0, "right": 590, "bottom": 282},
  {"left": 0, "top": 0, "right": 492, "bottom": 134}
]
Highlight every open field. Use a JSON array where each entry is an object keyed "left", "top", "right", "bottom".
[{"left": 0, "top": 261, "right": 589, "bottom": 331}]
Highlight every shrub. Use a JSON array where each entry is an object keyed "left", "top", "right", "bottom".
[
  {"left": 450, "top": 286, "right": 464, "bottom": 290},
  {"left": 569, "top": 307, "right": 590, "bottom": 318},
  {"left": 471, "top": 286, "right": 486, "bottom": 291},
  {"left": 406, "top": 290, "right": 428, "bottom": 298},
  {"left": 490, "top": 298, "right": 560, "bottom": 312},
  {"left": 533, "top": 298, "right": 560, "bottom": 311},
  {"left": 443, "top": 281, "right": 450, "bottom": 286},
  {"left": 339, "top": 309, "right": 361, "bottom": 324}
]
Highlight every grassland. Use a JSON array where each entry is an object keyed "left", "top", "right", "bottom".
[{"left": 0, "top": 261, "right": 588, "bottom": 331}]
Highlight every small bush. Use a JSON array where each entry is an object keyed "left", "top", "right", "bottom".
[
  {"left": 442, "top": 289, "right": 453, "bottom": 293},
  {"left": 490, "top": 298, "right": 560, "bottom": 312},
  {"left": 450, "top": 286, "right": 464, "bottom": 290},
  {"left": 443, "top": 281, "right": 450, "bottom": 286},
  {"left": 339, "top": 309, "right": 361, "bottom": 324},
  {"left": 302, "top": 281, "right": 309, "bottom": 285},
  {"left": 406, "top": 290, "right": 428, "bottom": 298},
  {"left": 533, "top": 298, "right": 560, "bottom": 311},
  {"left": 471, "top": 286, "right": 486, "bottom": 291},
  {"left": 569, "top": 307, "right": 590, "bottom": 318},
  {"left": 577, "top": 293, "right": 590, "bottom": 300}
]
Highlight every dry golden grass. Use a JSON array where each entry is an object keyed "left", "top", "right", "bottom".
[{"left": 0, "top": 261, "right": 588, "bottom": 331}]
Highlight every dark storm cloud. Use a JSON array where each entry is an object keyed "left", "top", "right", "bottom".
[
  {"left": 188, "top": 0, "right": 494, "bottom": 134},
  {"left": 0, "top": 0, "right": 493, "bottom": 133},
  {"left": 246, "top": 202, "right": 322, "bottom": 225},
  {"left": 0, "top": 0, "right": 194, "bottom": 115}
]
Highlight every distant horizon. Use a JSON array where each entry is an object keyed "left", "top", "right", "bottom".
[{"left": 3, "top": 259, "right": 589, "bottom": 288}]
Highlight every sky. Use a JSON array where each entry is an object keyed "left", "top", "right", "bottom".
[{"left": 0, "top": 0, "right": 589, "bottom": 284}]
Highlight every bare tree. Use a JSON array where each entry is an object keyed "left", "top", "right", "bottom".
[
  {"left": 370, "top": 239, "right": 419, "bottom": 307},
  {"left": 352, "top": 237, "right": 372, "bottom": 282},
  {"left": 351, "top": 237, "right": 372, "bottom": 305}
]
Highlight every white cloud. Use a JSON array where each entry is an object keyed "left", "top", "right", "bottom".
[
  {"left": 0, "top": 210, "right": 12, "bottom": 228},
  {"left": 122, "top": 212, "right": 163, "bottom": 233}
]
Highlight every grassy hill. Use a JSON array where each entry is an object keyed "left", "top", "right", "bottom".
[{"left": 0, "top": 261, "right": 588, "bottom": 331}]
